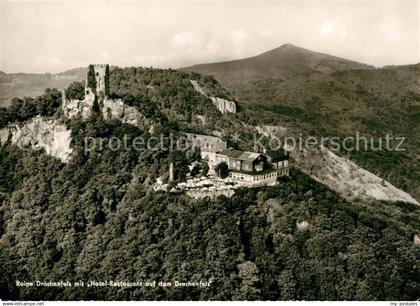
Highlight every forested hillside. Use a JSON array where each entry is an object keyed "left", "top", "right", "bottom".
[
  {"left": 183, "top": 46, "right": 420, "bottom": 201},
  {"left": 1, "top": 118, "right": 419, "bottom": 300},
  {"left": 231, "top": 65, "right": 420, "bottom": 201},
  {"left": 0, "top": 66, "right": 419, "bottom": 301},
  {"left": 108, "top": 67, "right": 231, "bottom": 132}
]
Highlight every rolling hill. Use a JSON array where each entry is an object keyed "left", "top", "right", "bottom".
[
  {"left": 0, "top": 68, "right": 86, "bottom": 107},
  {"left": 182, "top": 43, "right": 374, "bottom": 87}
]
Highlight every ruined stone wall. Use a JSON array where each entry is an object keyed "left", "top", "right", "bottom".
[
  {"left": 102, "top": 98, "right": 145, "bottom": 126},
  {"left": 62, "top": 64, "right": 144, "bottom": 127},
  {"left": 186, "top": 133, "right": 227, "bottom": 153},
  {"left": 62, "top": 97, "right": 92, "bottom": 119},
  {"left": 63, "top": 91, "right": 145, "bottom": 126}
]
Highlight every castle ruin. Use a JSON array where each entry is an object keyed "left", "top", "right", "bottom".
[
  {"left": 62, "top": 64, "right": 109, "bottom": 118},
  {"left": 62, "top": 64, "right": 143, "bottom": 126}
]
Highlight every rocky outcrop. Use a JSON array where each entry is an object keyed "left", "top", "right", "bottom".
[
  {"left": 290, "top": 145, "right": 419, "bottom": 205},
  {"left": 414, "top": 234, "right": 420, "bottom": 246},
  {"left": 102, "top": 98, "right": 145, "bottom": 126},
  {"left": 209, "top": 97, "right": 237, "bottom": 114},
  {"left": 257, "top": 124, "right": 419, "bottom": 205},
  {"left": 0, "top": 116, "right": 72, "bottom": 162},
  {"left": 190, "top": 80, "right": 236, "bottom": 114},
  {"left": 256, "top": 125, "right": 287, "bottom": 137},
  {"left": 62, "top": 98, "right": 93, "bottom": 119},
  {"left": 190, "top": 80, "right": 206, "bottom": 95},
  {"left": 63, "top": 95, "right": 146, "bottom": 128},
  {"left": 296, "top": 220, "right": 310, "bottom": 231}
]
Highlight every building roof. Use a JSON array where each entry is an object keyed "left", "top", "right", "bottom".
[
  {"left": 265, "top": 149, "right": 289, "bottom": 162},
  {"left": 239, "top": 151, "right": 261, "bottom": 161},
  {"left": 218, "top": 149, "right": 243, "bottom": 158},
  {"left": 186, "top": 133, "right": 227, "bottom": 153},
  {"left": 218, "top": 149, "right": 263, "bottom": 162}
]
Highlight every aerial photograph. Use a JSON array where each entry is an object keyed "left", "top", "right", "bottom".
[{"left": 0, "top": 0, "right": 419, "bottom": 303}]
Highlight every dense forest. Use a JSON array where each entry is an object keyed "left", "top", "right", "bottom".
[{"left": 0, "top": 67, "right": 419, "bottom": 300}]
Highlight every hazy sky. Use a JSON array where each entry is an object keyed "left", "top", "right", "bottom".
[{"left": 0, "top": 0, "right": 419, "bottom": 73}]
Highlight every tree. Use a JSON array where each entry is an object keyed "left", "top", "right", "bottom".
[
  {"left": 190, "top": 164, "right": 201, "bottom": 177},
  {"left": 215, "top": 162, "right": 229, "bottom": 179},
  {"left": 92, "top": 96, "right": 101, "bottom": 114},
  {"left": 202, "top": 161, "right": 209, "bottom": 176},
  {"left": 234, "top": 261, "right": 261, "bottom": 300},
  {"left": 66, "top": 82, "right": 85, "bottom": 100},
  {"left": 0, "top": 107, "right": 10, "bottom": 129},
  {"left": 105, "top": 64, "right": 110, "bottom": 96},
  {"left": 279, "top": 269, "right": 297, "bottom": 300},
  {"left": 169, "top": 150, "right": 189, "bottom": 181}
]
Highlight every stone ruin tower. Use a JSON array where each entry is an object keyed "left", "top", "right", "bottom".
[
  {"left": 85, "top": 64, "right": 110, "bottom": 103},
  {"left": 62, "top": 64, "right": 110, "bottom": 118},
  {"left": 61, "top": 64, "right": 141, "bottom": 124}
]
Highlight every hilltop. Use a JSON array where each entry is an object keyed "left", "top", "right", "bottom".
[{"left": 182, "top": 44, "right": 373, "bottom": 87}]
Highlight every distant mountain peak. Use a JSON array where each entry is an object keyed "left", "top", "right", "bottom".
[
  {"left": 257, "top": 43, "right": 316, "bottom": 58},
  {"left": 182, "top": 44, "right": 373, "bottom": 86},
  {"left": 280, "top": 43, "right": 297, "bottom": 48},
  {"left": 261, "top": 43, "right": 302, "bottom": 53}
]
